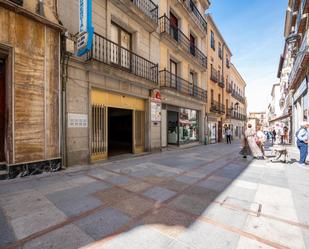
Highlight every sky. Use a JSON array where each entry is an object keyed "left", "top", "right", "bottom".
[{"left": 207, "top": 0, "right": 288, "bottom": 113}]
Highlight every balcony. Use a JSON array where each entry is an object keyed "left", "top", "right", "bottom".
[
  {"left": 181, "top": 0, "right": 207, "bottom": 33},
  {"left": 159, "top": 15, "right": 207, "bottom": 70},
  {"left": 226, "top": 83, "right": 232, "bottom": 93},
  {"left": 159, "top": 70, "right": 207, "bottom": 101},
  {"left": 218, "top": 78, "right": 225, "bottom": 88},
  {"left": 87, "top": 33, "right": 158, "bottom": 84},
  {"left": 231, "top": 111, "right": 246, "bottom": 121},
  {"left": 289, "top": 31, "right": 309, "bottom": 89},
  {"left": 111, "top": 0, "right": 158, "bottom": 32},
  {"left": 210, "top": 100, "right": 225, "bottom": 114},
  {"left": 210, "top": 68, "right": 218, "bottom": 82}
]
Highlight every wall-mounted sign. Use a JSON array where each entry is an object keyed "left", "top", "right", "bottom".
[
  {"left": 151, "top": 99, "right": 161, "bottom": 122},
  {"left": 68, "top": 113, "right": 88, "bottom": 128},
  {"left": 77, "top": 0, "right": 94, "bottom": 56}
]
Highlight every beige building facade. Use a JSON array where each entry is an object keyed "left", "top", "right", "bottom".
[
  {"left": 158, "top": 0, "right": 209, "bottom": 148},
  {"left": 0, "top": 0, "right": 62, "bottom": 175},
  {"left": 224, "top": 64, "right": 247, "bottom": 140},
  {"left": 205, "top": 14, "right": 247, "bottom": 143}
]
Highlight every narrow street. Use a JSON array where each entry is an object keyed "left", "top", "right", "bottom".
[{"left": 1, "top": 142, "right": 309, "bottom": 249}]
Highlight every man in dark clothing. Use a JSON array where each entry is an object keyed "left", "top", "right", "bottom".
[{"left": 272, "top": 129, "right": 276, "bottom": 143}]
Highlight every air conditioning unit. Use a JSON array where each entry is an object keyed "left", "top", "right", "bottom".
[{"left": 10, "top": 0, "right": 23, "bottom": 6}]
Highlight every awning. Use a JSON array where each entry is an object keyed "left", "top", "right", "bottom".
[{"left": 269, "top": 113, "right": 291, "bottom": 123}]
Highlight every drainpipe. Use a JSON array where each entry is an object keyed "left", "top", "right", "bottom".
[{"left": 38, "top": 0, "right": 45, "bottom": 17}]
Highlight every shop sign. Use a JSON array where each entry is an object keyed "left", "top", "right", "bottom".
[
  {"left": 151, "top": 99, "right": 161, "bottom": 122},
  {"left": 151, "top": 89, "right": 161, "bottom": 102},
  {"left": 68, "top": 113, "right": 88, "bottom": 128},
  {"left": 77, "top": 0, "right": 94, "bottom": 56}
]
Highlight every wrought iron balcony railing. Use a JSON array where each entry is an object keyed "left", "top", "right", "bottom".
[
  {"left": 182, "top": 0, "right": 207, "bottom": 32},
  {"left": 218, "top": 78, "right": 225, "bottom": 88},
  {"left": 132, "top": 0, "right": 158, "bottom": 23},
  {"left": 289, "top": 31, "right": 309, "bottom": 87},
  {"left": 87, "top": 33, "right": 158, "bottom": 83},
  {"left": 210, "top": 68, "right": 218, "bottom": 82},
  {"left": 159, "top": 15, "right": 207, "bottom": 68},
  {"left": 210, "top": 100, "right": 225, "bottom": 114},
  {"left": 231, "top": 111, "right": 246, "bottom": 121},
  {"left": 159, "top": 70, "right": 207, "bottom": 101},
  {"left": 226, "top": 83, "right": 232, "bottom": 93}
]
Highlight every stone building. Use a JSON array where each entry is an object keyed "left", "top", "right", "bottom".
[
  {"left": 158, "top": 0, "right": 209, "bottom": 148},
  {"left": 0, "top": 0, "right": 62, "bottom": 175},
  {"left": 224, "top": 64, "right": 247, "bottom": 140},
  {"left": 206, "top": 14, "right": 233, "bottom": 144},
  {"left": 282, "top": 0, "right": 309, "bottom": 143}
]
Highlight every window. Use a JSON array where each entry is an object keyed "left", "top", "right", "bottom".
[
  {"left": 218, "top": 94, "right": 221, "bottom": 104},
  {"left": 211, "top": 31, "right": 215, "bottom": 50},
  {"left": 190, "top": 34, "right": 196, "bottom": 56},
  {"left": 218, "top": 42, "right": 222, "bottom": 59},
  {"left": 111, "top": 23, "right": 132, "bottom": 68},
  {"left": 170, "top": 59, "right": 178, "bottom": 88},
  {"left": 211, "top": 89, "right": 214, "bottom": 103},
  {"left": 218, "top": 70, "right": 220, "bottom": 81},
  {"left": 170, "top": 12, "right": 179, "bottom": 41}
]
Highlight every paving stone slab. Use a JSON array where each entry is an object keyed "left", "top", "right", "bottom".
[
  {"left": 51, "top": 194, "right": 103, "bottom": 217},
  {"left": 101, "top": 225, "right": 175, "bottom": 249},
  {"left": 23, "top": 224, "right": 94, "bottom": 249},
  {"left": 142, "top": 207, "right": 194, "bottom": 237},
  {"left": 235, "top": 237, "right": 275, "bottom": 249},
  {"left": 168, "top": 194, "right": 213, "bottom": 216},
  {"left": 0, "top": 207, "right": 16, "bottom": 247},
  {"left": 175, "top": 220, "right": 240, "bottom": 249},
  {"left": 143, "top": 186, "right": 176, "bottom": 203},
  {"left": 75, "top": 207, "right": 131, "bottom": 240},
  {"left": 110, "top": 194, "right": 155, "bottom": 218},
  {"left": 197, "top": 176, "right": 232, "bottom": 192},
  {"left": 10, "top": 204, "right": 67, "bottom": 240},
  {"left": 243, "top": 215, "right": 305, "bottom": 249},
  {"left": 46, "top": 181, "right": 111, "bottom": 203}
]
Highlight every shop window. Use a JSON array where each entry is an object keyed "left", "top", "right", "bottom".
[{"left": 179, "top": 108, "right": 199, "bottom": 143}]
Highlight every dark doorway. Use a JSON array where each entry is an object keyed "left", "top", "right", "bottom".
[
  {"left": 170, "top": 12, "right": 178, "bottom": 41},
  {"left": 0, "top": 58, "right": 5, "bottom": 162},
  {"left": 108, "top": 107, "right": 133, "bottom": 156}
]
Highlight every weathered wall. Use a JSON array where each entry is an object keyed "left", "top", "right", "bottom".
[{"left": 0, "top": 7, "right": 60, "bottom": 164}]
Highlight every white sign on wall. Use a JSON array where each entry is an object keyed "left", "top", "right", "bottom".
[
  {"left": 151, "top": 101, "right": 161, "bottom": 122},
  {"left": 68, "top": 113, "right": 88, "bottom": 128}
]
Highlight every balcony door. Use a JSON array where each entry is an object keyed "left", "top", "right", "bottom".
[
  {"left": 170, "top": 60, "right": 178, "bottom": 89},
  {"left": 190, "top": 34, "right": 196, "bottom": 56},
  {"left": 170, "top": 12, "right": 178, "bottom": 41},
  {"left": 111, "top": 23, "right": 131, "bottom": 69},
  {"left": 0, "top": 58, "right": 5, "bottom": 162}
]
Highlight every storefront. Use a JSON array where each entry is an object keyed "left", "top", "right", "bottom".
[
  {"left": 207, "top": 117, "right": 218, "bottom": 144},
  {"left": 90, "top": 89, "right": 146, "bottom": 161},
  {"left": 293, "top": 78, "right": 308, "bottom": 144},
  {"left": 162, "top": 105, "right": 199, "bottom": 146}
]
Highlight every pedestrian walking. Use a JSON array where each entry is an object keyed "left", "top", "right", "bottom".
[
  {"left": 225, "top": 128, "right": 232, "bottom": 144},
  {"left": 272, "top": 129, "right": 277, "bottom": 143},
  {"left": 296, "top": 122, "right": 309, "bottom": 166}
]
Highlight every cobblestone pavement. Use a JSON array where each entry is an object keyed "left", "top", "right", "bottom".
[{"left": 1, "top": 141, "right": 309, "bottom": 249}]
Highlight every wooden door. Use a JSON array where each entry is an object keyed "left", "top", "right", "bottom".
[
  {"left": 170, "top": 12, "right": 178, "bottom": 41},
  {"left": 0, "top": 59, "right": 5, "bottom": 162}
]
